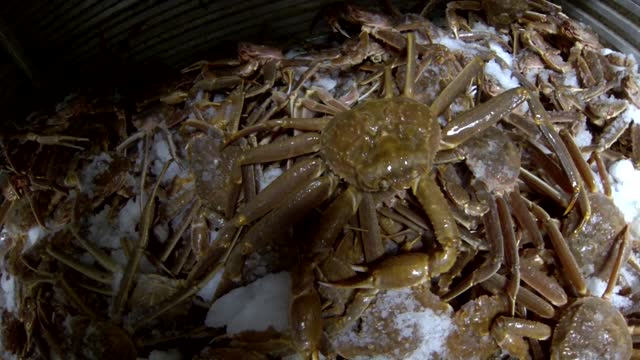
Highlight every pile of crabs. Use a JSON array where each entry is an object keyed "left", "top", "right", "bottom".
[{"left": 1, "top": 0, "right": 640, "bottom": 359}]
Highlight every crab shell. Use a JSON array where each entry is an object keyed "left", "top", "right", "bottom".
[{"left": 321, "top": 97, "right": 438, "bottom": 192}]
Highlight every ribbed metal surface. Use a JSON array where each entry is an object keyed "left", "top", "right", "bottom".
[
  {"left": 0, "top": 0, "right": 639, "bottom": 124},
  {"left": 2, "top": 0, "right": 428, "bottom": 124},
  {"left": 556, "top": 0, "right": 640, "bottom": 63}
]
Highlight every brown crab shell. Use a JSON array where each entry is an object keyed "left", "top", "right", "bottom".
[{"left": 321, "top": 97, "right": 439, "bottom": 192}]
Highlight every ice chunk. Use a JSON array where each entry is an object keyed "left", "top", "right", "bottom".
[
  {"left": 260, "top": 167, "right": 284, "bottom": 191},
  {"left": 205, "top": 272, "right": 291, "bottom": 334}
]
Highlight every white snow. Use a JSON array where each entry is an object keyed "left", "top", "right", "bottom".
[
  {"left": 259, "top": 167, "right": 284, "bottom": 190},
  {"left": 26, "top": 226, "right": 45, "bottom": 249},
  {"left": 0, "top": 273, "right": 16, "bottom": 313},
  {"left": 563, "top": 71, "right": 580, "bottom": 88},
  {"left": 609, "top": 159, "right": 640, "bottom": 239},
  {"left": 196, "top": 270, "right": 223, "bottom": 303},
  {"left": 601, "top": 48, "right": 615, "bottom": 56},
  {"left": 489, "top": 42, "right": 514, "bottom": 67},
  {"left": 148, "top": 348, "right": 183, "bottom": 360},
  {"left": 118, "top": 196, "right": 142, "bottom": 237},
  {"left": 620, "top": 103, "right": 640, "bottom": 124},
  {"left": 88, "top": 206, "right": 118, "bottom": 249},
  {"left": 88, "top": 196, "right": 142, "bottom": 251},
  {"left": 484, "top": 59, "right": 520, "bottom": 91},
  {"left": 205, "top": 272, "right": 291, "bottom": 334},
  {"left": 150, "top": 132, "right": 183, "bottom": 186},
  {"left": 574, "top": 121, "right": 593, "bottom": 147},
  {"left": 586, "top": 277, "right": 632, "bottom": 310},
  {"left": 433, "top": 36, "right": 485, "bottom": 56}
]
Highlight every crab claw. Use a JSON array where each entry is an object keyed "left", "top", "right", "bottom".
[{"left": 318, "top": 253, "right": 431, "bottom": 290}]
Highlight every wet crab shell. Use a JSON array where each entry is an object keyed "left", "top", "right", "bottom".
[{"left": 320, "top": 97, "right": 439, "bottom": 192}]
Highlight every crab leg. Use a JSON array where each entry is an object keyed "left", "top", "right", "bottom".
[
  {"left": 519, "top": 167, "right": 567, "bottom": 208},
  {"left": 527, "top": 139, "right": 572, "bottom": 194},
  {"left": 231, "top": 175, "right": 334, "bottom": 244},
  {"left": 528, "top": 94, "right": 589, "bottom": 227},
  {"left": 403, "top": 32, "right": 417, "bottom": 99},
  {"left": 497, "top": 195, "right": 520, "bottom": 316},
  {"left": 559, "top": 129, "right": 597, "bottom": 193},
  {"left": 442, "top": 183, "right": 502, "bottom": 301},
  {"left": 246, "top": 60, "right": 277, "bottom": 98},
  {"left": 225, "top": 118, "right": 330, "bottom": 145},
  {"left": 527, "top": 200, "right": 587, "bottom": 296},
  {"left": 377, "top": 207, "right": 427, "bottom": 235},
  {"left": 309, "top": 185, "right": 361, "bottom": 256},
  {"left": 69, "top": 225, "right": 120, "bottom": 273},
  {"left": 46, "top": 246, "right": 112, "bottom": 284},
  {"left": 223, "top": 176, "right": 337, "bottom": 284},
  {"left": 438, "top": 164, "right": 487, "bottom": 216},
  {"left": 112, "top": 160, "right": 171, "bottom": 321},
  {"left": 441, "top": 87, "right": 528, "bottom": 147},
  {"left": 232, "top": 158, "right": 324, "bottom": 227},
  {"left": 139, "top": 132, "right": 151, "bottom": 213},
  {"left": 520, "top": 256, "right": 568, "bottom": 306},
  {"left": 482, "top": 273, "right": 555, "bottom": 319},
  {"left": 239, "top": 133, "right": 321, "bottom": 165},
  {"left": 290, "top": 262, "right": 322, "bottom": 360},
  {"left": 325, "top": 288, "right": 378, "bottom": 336},
  {"left": 632, "top": 122, "right": 640, "bottom": 168},
  {"left": 160, "top": 199, "right": 202, "bottom": 262},
  {"left": 116, "top": 130, "right": 146, "bottom": 152},
  {"left": 591, "top": 151, "right": 612, "bottom": 197},
  {"left": 191, "top": 76, "right": 243, "bottom": 92},
  {"left": 358, "top": 194, "right": 384, "bottom": 263},
  {"left": 509, "top": 191, "right": 544, "bottom": 249},
  {"left": 603, "top": 225, "right": 629, "bottom": 300},
  {"left": 491, "top": 317, "right": 552, "bottom": 356},
  {"left": 23, "top": 133, "right": 90, "bottom": 150},
  {"left": 393, "top": 202, "right": 432, "bottom": 231},
  {"left": 430, "top": 56, "right": 483, "bottom": 117},
  {"left": 412, "top": 174, "right": 460, "bottom": 277}
]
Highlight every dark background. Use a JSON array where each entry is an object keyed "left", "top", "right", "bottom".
[{"left": 0, "top": 0, "right": 638, "bottom": 125}]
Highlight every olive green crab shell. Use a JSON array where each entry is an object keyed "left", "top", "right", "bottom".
[{"left": 320, "top": 96, "right": 440, "bottom": 192}]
